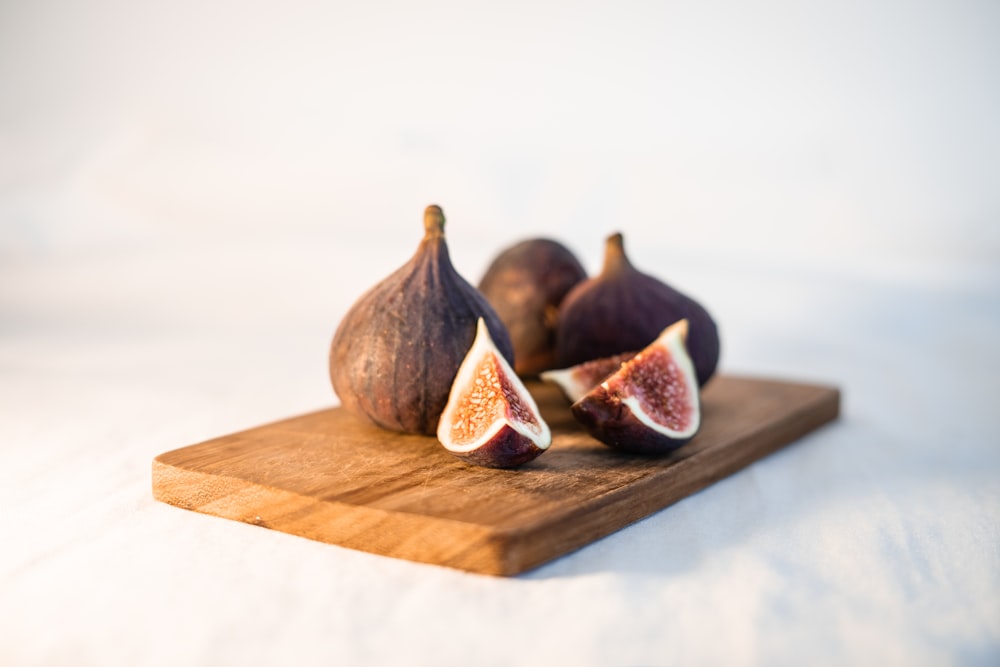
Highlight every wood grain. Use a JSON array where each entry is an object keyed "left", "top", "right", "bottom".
[{"left": 152, "top": 375, "right": 839, "bottom": 576}]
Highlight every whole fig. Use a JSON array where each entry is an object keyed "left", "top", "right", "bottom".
[
  {"left": 478, "top": 238, "right": 587, "bottom": 377},
  {"left": 329, "top": 205, "right": 515, "bottom": 435},
  {"left": 554, "top": 232, "right": 720, "bottom": 386}
]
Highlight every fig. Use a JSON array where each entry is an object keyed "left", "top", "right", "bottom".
[
  {"left": 571, "top": 319, "right": 700, "bottom": 454},
  {"left": 555, "top": 232, "right": 720, "bottom": 386},
  {"left": 437, "top": 318, "right": 551, "bottom": 468},
  {"left": 478, "top": 238, "right": 587, "bottom": 377},
  {"left": 539, "top": 351, "right": 637, "bottom": 403},
  {"left": 329, "top": 205, "right": 515, "bottom": 435}
]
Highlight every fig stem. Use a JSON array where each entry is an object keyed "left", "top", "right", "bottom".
[
  {"left": 424, "top": 205, "right": 446, "bottom": 238},
  {"left": 602, "top": 232, "right": 631, "bottom": 274}
]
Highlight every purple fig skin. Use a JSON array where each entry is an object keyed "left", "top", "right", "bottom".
[
  {"left": 447, "top": 425, "right": 547, "bottom": 468},
  {"left": 571, "top": 385, "right": 695, "bottom": 455},
  {"left": 478, "top": 238, "right": 587, "bottom": 377},
  {"left": 330, "top": 205, "right": 515, "bottom": 436},
  {"left": 555, "top": 233, "right": 720, "bottom": 386}
]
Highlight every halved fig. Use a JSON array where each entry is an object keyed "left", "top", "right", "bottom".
[
  {"left": 539, "top": 351, "right": 637, "bottom": 403},
  {"left": 437, "top": 318, "right": 552, "bottom": 468},
  {"left": 571, "top": 319, "right": 700, "bottom": 454}
]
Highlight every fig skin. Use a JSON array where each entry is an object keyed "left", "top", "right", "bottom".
[
  {"left": 555, "top": 233, "right": 720, "bottom": 387},
  {"left": 329, "top": 205, "right": 515, "bottom": 436},
  {"left": 448, "top": 425, "right": 548, "bottom": 469},
  {"left": 478, "top": 238, "right": 587, "bottom": 377},
  {"left": 572, "top": 386, "right": 696, "bottom": 455}
]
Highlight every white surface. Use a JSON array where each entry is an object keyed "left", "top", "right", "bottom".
[{"left": 2, "top": 1, "right": 999, "bottom": 665}]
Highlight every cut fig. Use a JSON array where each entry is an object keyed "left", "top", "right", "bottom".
[
  {"left": 571, "top": 319, "right": 700, "bottom": 454},
  {"left": 438, "top": 318, "right": 552, "bottom": 468},
  {"left": 539, "top": 351, "right": 637, "bottom": 403}
]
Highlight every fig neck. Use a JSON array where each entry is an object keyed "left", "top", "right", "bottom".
[
  {"left": 416, "top": 205, "right": 452, "bottom": 276},
  {"left": 602, "top": 232, "right": 632, "bottom": 275},
  {"left": 423, "top": 205, "right": 446, "bottom": 240}
]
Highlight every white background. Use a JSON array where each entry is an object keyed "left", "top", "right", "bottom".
[{"left": 2, "top": 1, "right": 998, "bottom": 665}]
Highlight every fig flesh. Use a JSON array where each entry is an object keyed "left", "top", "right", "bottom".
[
  {"left": 329, "top": 205, "right": 514, "bottom": 435},
  {"left": 539, "top": 351, "right": 637, "bottom": 403},
  {"left": 571, "top": 319, "right": 700, "bottom": 454},
  {"left": 555, "top": 233, "right": 720, "bottom": 387},
  {"left": 478, "top": 238, "right": 587, "bottom": 377},
  {"left": 438, "top": 318, "right": 551, "bottom": 468}
]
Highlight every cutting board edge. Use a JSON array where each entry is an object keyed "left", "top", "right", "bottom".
[{"left": 152, "top": 457, "right": 525, "bottom": 576}]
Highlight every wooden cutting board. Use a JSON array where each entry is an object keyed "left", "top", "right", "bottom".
[{"left": 152, "top": 375, "right": 839, "bottom": 576}]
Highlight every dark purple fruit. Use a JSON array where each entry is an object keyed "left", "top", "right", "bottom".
[
  {"left": 329, "top": 205, "right": 514, "bottom": 435},
  {"left": 478, "top": 238, "right": 587, "bottom": 377},
  {"left": 437, "top": 318, "right": 551, "bottom": 468},
  {"left": 572, "top": 320, "right": 700, "bottom": 454},
  {"left": 555, "top": 232, "right": 720, "bottom": 386}
]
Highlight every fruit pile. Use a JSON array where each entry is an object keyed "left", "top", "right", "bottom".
[{"left": 329, "top": 205, "right": 720, "bottom": 468}]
